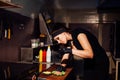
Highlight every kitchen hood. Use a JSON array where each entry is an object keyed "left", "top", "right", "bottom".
[{"left": 97, "top": 0, "right": 120, "bottom": 13}]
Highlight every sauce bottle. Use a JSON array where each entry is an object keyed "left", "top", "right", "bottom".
[
  {"left": 42, "top": 49, "right": 46, "bottom": 62},
  {"left": 46, "top": 45, "right": 51, "bottom": 63},
  {"left": 39, "top": 49, "right": 43, "bottom": 62}
]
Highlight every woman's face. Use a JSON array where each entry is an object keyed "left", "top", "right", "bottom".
[{"left": 54, "top": 32, "right": 67, "bottom": 44}]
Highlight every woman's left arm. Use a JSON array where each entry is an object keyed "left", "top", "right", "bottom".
[{"left": 72, "top": 33, "right": 94, "bottom": 59}]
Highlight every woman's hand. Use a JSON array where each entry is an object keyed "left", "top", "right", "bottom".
[
  {"left": 32, "top": 75, "right": 36, "bottom": 80},
  {"left": 59, "top": 47, "right": 72, "bottom": 55}
]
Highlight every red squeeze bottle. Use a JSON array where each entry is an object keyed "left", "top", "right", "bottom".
[
  {"left": 42, "top": 64, "right": 46, "bottom": 71},
  {"left": 42, "top": 49, "right": 46, "bottom": 62}
]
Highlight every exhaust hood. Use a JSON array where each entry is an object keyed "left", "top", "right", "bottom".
[{"left": 97, "top": 0, "right": 120, "bottom": 13}]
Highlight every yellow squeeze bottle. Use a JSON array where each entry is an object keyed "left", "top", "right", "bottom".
[
  {"left": 39, "top": 49, "right": 43, "bottom": 72},
  {"left": 39, "top": 49, "right": 43, "bottom": 62},
  {"left": 8, "top": 28, "right": 11, "bottom": 39},
  {"left": 39, "top": 63, "right": 42, "bottom": 72}
]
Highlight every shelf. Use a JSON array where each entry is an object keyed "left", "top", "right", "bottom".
[{"left": 0, "top": 1, "right": 22, "bottom": 8}]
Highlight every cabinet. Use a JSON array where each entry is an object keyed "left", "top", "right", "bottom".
[{"left": 0, "top": 62, "right": 38, "bottom": 80}]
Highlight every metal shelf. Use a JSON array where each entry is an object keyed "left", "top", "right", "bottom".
[{"left": 0, "top": 1, "right": 22, "bottom": 8}]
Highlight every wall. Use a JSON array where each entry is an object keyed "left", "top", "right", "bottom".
[
  {"left": 54, "top": 0, "right": 98, "bottom": 9},
  {"left": 0, "top": 17, "right": 34, "bottom": 62}
]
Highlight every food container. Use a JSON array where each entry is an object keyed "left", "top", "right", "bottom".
[{"left": 31, "top": 39, "right": 39, "bottom": 48}]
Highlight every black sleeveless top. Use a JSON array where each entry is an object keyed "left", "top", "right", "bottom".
[{"left": 71, "top": 28, "right": 109, "bottom": 70}]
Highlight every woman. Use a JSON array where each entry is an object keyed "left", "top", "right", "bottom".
[{"left": 51, "top": 23, "right": 110, "bottom": 80}]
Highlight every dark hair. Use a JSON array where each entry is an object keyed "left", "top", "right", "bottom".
[{"left": 51, "top": 23, "right": 67, "bottom": 38}]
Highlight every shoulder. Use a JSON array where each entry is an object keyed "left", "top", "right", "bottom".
[
  {"left": 72, "top": 28, "right": 87, "bottom": 32},
  {"left": 71, "top": 28, "right": 86, "bottom": 35}
]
